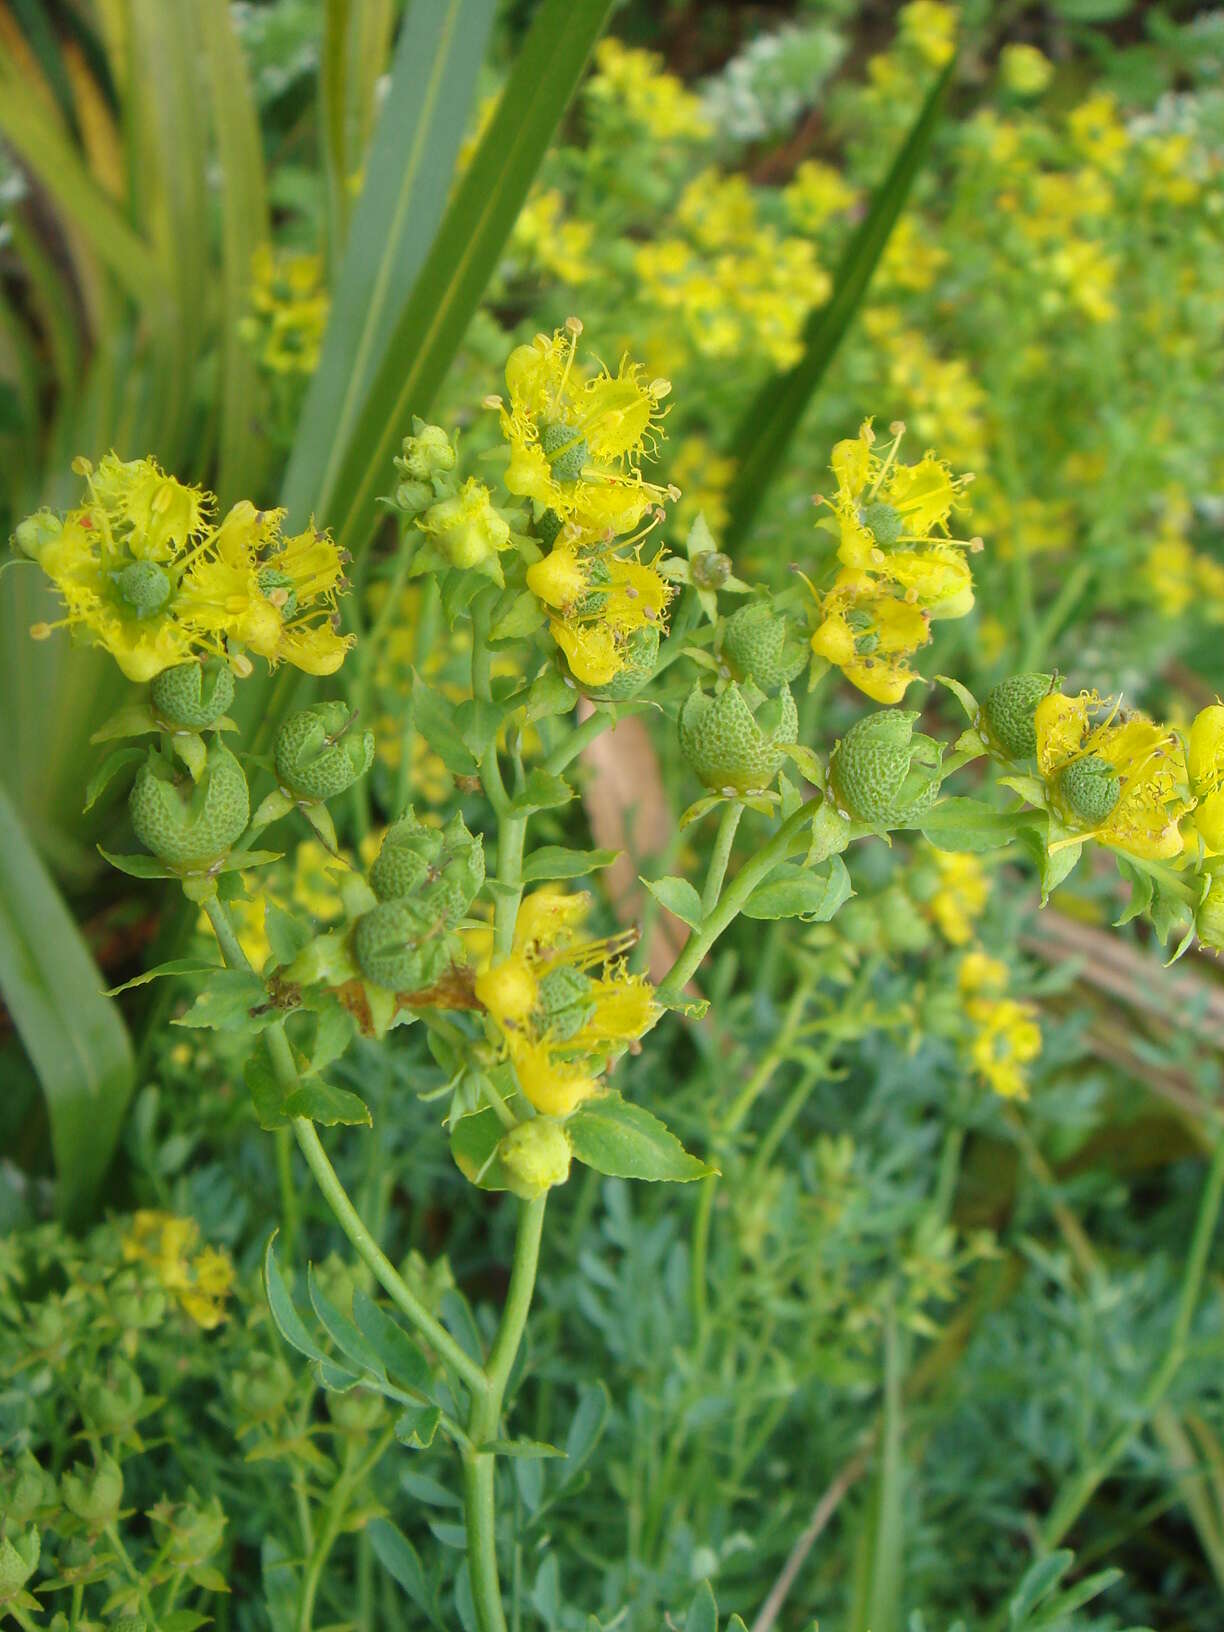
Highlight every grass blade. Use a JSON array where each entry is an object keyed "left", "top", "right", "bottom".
[
  {"left": 282, "top": 0, "right": 498, "bottom": 531},
  {"left": 310, "top": 0, "right": 614, "bottom": 558},
  {"left": 0, "top": 785, "right": 133, "bottom": 1222},
  {"left": 724, "top": 58, "right": 956, "bottom": 550},
  {"left": 199, "top": 0, "right": 269, "bottom": 504}
]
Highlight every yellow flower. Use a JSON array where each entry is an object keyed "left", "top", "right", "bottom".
[
  {"left": 926, "top": 849, "right": 989, "bottom": 945},
  {"left": 807, "top": 568, "right": 931, "bottom": 704},
  {"left": 470, "top": 890, "right": 657, "bottom": 1118},
  {"left": 668, "top": 436, "right": 737, "bottom": 537},
  {"left": 512, "top": 188, "right": 596, "bottom": 285},
  {"left": 526, "top": 543, "right": 673, "bottom": 687},
  {"left": 957, "top": 951, "right": 1040, "bottom": 1100},
  {"left": 244, "top": 245, "right": 329, "bottom": 376},
  {"left": 1035, "top": 691, "right": 1188, "bottom": 860},
  {"left": 586, "top": 38, "right": 710, "bottom": 142},
  {"left": 899, "top": 1, "right": 957, "bottom": 67},
  {"left": 783, "top": 160, "right": 859, "bottom": 232},
  {"left": 819, "top": 420, "right": 979, "bottom": 618},
  {"left": 494, "top": 324, "right": 673, "bottom": 537},
  {"left": 878, "top": 216, "right": 948, "bottom": 293},
  {"left": 1068, "top": 93, "right": 1129, "bottom": 174},
  {"left": 23, "top": 461, "right": 354, "bottom": 680},
  {"left": 121, "top": 1211, "right": 234, "bottom": 1329},
  {"left": 999, "top": 44, "right": 1052, "bottom": 97}
]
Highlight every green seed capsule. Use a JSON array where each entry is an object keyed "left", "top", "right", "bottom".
[
  {"left": 1057, "top": 753, "right": 1121, "bottom": 825},
  {"left": 980, "top": 672, "right": 1054, "bottom": 761},
  {"left": 130, "top": 744, "right": 249, "bottom": 871},
  {"left": 540, "top": 419, "right": 589, "bottom": 483},
  {"left": 116, "top": 559, "right": 172, "bottom": 616},
  {"left": 859, "top": 501, "right": 904, "bottom": 548},
  {"left": 828, "top": 709, "right": 940, "bottom": 827},
  {"left": 274, "top": 702, "right": 374, "bottom": 802},
  {"left": 151, "top": 658, "right": 235, "bottom": 729},
  {"left": 352, "top": 900, "right": 459, "bottom": 993},
  {"left": 679, "top": 681, "right": 798, "bottom": 794},
  {"left": 721, "top": 601, "right": 805, "bottom": 692}
]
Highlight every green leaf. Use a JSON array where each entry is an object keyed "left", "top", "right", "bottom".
[
  {"left": 741, "top": 856, "right": 852, "bottom": 922},
  {"left": 478, "top": 1438, "right": 565, "bottom": 1459},
  {"left": 83, "top": 747, "right": 145, "bottom": 812},
  {"left": 311, "top": 0, "right": 615, "bottom": 563},
  {"left": 281, "top": 0, "right": 498, "bottom": 529},
  {"left": 104, "top": 958, "right": 221, "bottom": 996},
  {"left": 98, "top": 847, "right": 181, "bottom": 880},
  {"left": 522, "top": 845, "right": 619, "bottom": 883},
  {"left": 1009, "top": 1552, "right": 1073, "bottom": 1625},
  {"left": 284, "top": 1078, "right": 372, "bottom": 1128},
  {"left": 265, "top": 903, "right": 313, "bottom": 968},
  {"left": 642, "top": 875, "right": 704, "bottom": 930},
  {"left": 509, "top": 769, "right": 574, "bottom": 816},
  {"left": 368, "top": 1519, "right": 443, "bottom": 1627},
  {"left": 0, "top": 786, "right": 134, "bottom": 1223},
  {"left": 173, "top": 969, "right": 270, "bottom": 1031},
  {"left": 450, "top": 1104, "right": 512, "bottom": 1191},
  {"left": 352, "top": 1288, "right": 437, "bottom": 1399},
  {"left": 396, "top": 1404, "right": 442, "bottom": 1449},
  {"left": 724, "top": 56, "right": 955, "bottom": 548},
  {"left": 264, "top": 1236, "right": 330, "bottom": 1366},
  {"left": 308, "top": 1263, "right": 386, "bottom": 1374},
  {"left": 915, "top": 798, "right": 1040, "bottom": 854},
  {"left": 567, "top": 1092, "right": 715, "bottom": 1182},
  {"left": 685, "top": 1582, "right": 718, "bottom": 1632},
  {"left": 413, "top": 673, "right": 480, "bottom": 776},
  {"left": 936, "top": 674, "right": 980, "bottom": 723}
]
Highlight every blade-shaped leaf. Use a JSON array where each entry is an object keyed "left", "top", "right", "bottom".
[
  {"left": 314, "top": 0, "right": 614, "bottom": 559},
  {"left": 0, "top": 786, "right": 133, "bottom": 1222},
  {"left": 724, "top": 58, "right": 955, "bottom": 549},
  {"left": 283, "top": 0, "right": 497, "bottom": 529}
]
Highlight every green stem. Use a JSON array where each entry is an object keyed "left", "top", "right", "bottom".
[
  {"left": 542, "top": 705, "right": 615, "bottom": 777},
  {"left": 199, "top": 895, "right": 488, "bottom": 1396},
  {"left": 463, "top": 1195, "right": 548, "bottom": 1632},
  {"left": 657, "top": 802, "right": 819, "bottom": 1004},
  {"left": 1035, "top": 1126, "right": 1224, "bottom": 1554},
  {"left": 293, "top": 1116, "right": 488, "bottom": 1397},
  {"left": 276, "top": 1125, "right": 299, "bottom": 1258},
  {"left": 493, "top": 812, "right": 527, "bottom": 961},
  {"left": 701, "top": 803, "right": 743, "bottom": 919}
]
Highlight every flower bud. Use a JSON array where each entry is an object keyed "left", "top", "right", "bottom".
[
  {"left": 721, "top": 601, "right": 805, "bottom": 692},
  {"left": 692, "top": 550, "right": 733, "bottom": 591},
  {"left": 231, "top": 1352, "right": 294, "bottom": 1420},
  {"left": 369, "top": 810, "right": 485, "bottom": 921},
  {"left": 2, "top": 1452, "right": 57, "bottom": 1526},
  {"left": 679, "top": 681, "right": 798, "bottom": 795},
  {"left": 980, "top": 673, "right": 1054, "bottom": 761},
  {"left": 1056, "top": 754, "right": 1120, "bottom": 825},
  {"left": 14, "top": 508, "right": 61, "bottom": 559},
  {"left": 130, "top": 743, "right": 249, "bottom": 871},
  {"left": 0, "top": 1529, "right": 39, "bottom": 1601},
  {"left": 353, "top": 899, "right": 460, "bottom": 993},
  {"left": 62, "top": 1453, "right": 123, "bottom": 1531},
  {"left": 579, "top": 624, "right": 659, "bottom": 701},
  {"left": 151, "top": 658, "right": 235, "bottom": 729},
  {"left": 80, "top": 1359, "right": 145, "bottom": 1437},
  {"left": 828, "top": 709, "right": 941, "bottom": 827},
  {"left": 275, "top": 702, "right": 374, "bottom": 803},
  {"left": 497, "top": 1119, "right": 573, "bottom": 1199},
  {"left": 397, "top": 420, "right": 456, "bottom": 482},
  {"left": 395, "top": 478, "right": 434, "bottom": 516},
  {"left": 418, "top": 479, "right": 509, "bottom": 569}
]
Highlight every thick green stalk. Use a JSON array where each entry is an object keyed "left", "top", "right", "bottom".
[
  {"left": 542, "top": 705, "right": 614, "bottom": 776},
  {"left": 700, "top": 803, "right": 743, "bottom": 919},
  {"left": 657, "top": 801, "right": 819, "bottom": 1004},
  {"left": 463, "top": 1195, "right": 548, "bottom": 1632}
]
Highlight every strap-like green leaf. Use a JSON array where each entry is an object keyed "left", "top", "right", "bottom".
[
  {"left": 282, "top": 0, "right": 497, "bottom": 529},
  {"left": 0, "top": 786, "right": 133, "bottom": 1223},
  {"left": 724, "top": 59, "right": 956, "bottom": 549},
  {"left": 314, "top": 0, "right": 614, "bottom": 559}
]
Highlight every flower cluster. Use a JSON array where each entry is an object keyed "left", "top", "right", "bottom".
[
  {"left": 807, "top": 420, "right": 979, "bottom": 703},
  {"left": 17, "top": 455, "right": 352, "bottom": 680},
  {"left": 241, "top": 244, "right": 329, "bottom": 376},
  {"left": 492, "top": 322, "right": 677, "bottom": 688},
  {"left": 633, "top": 169, "right": 831, "bottom": 371},
  {"left": 957, "top": 951, "right": 1042, "bottom": 1101},
  {"left": 472, "top": 890, "right": 658, "bottom": 1118},
  {"left": 121, "top": 1211, "right": 234, "bottom": 1329}
]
